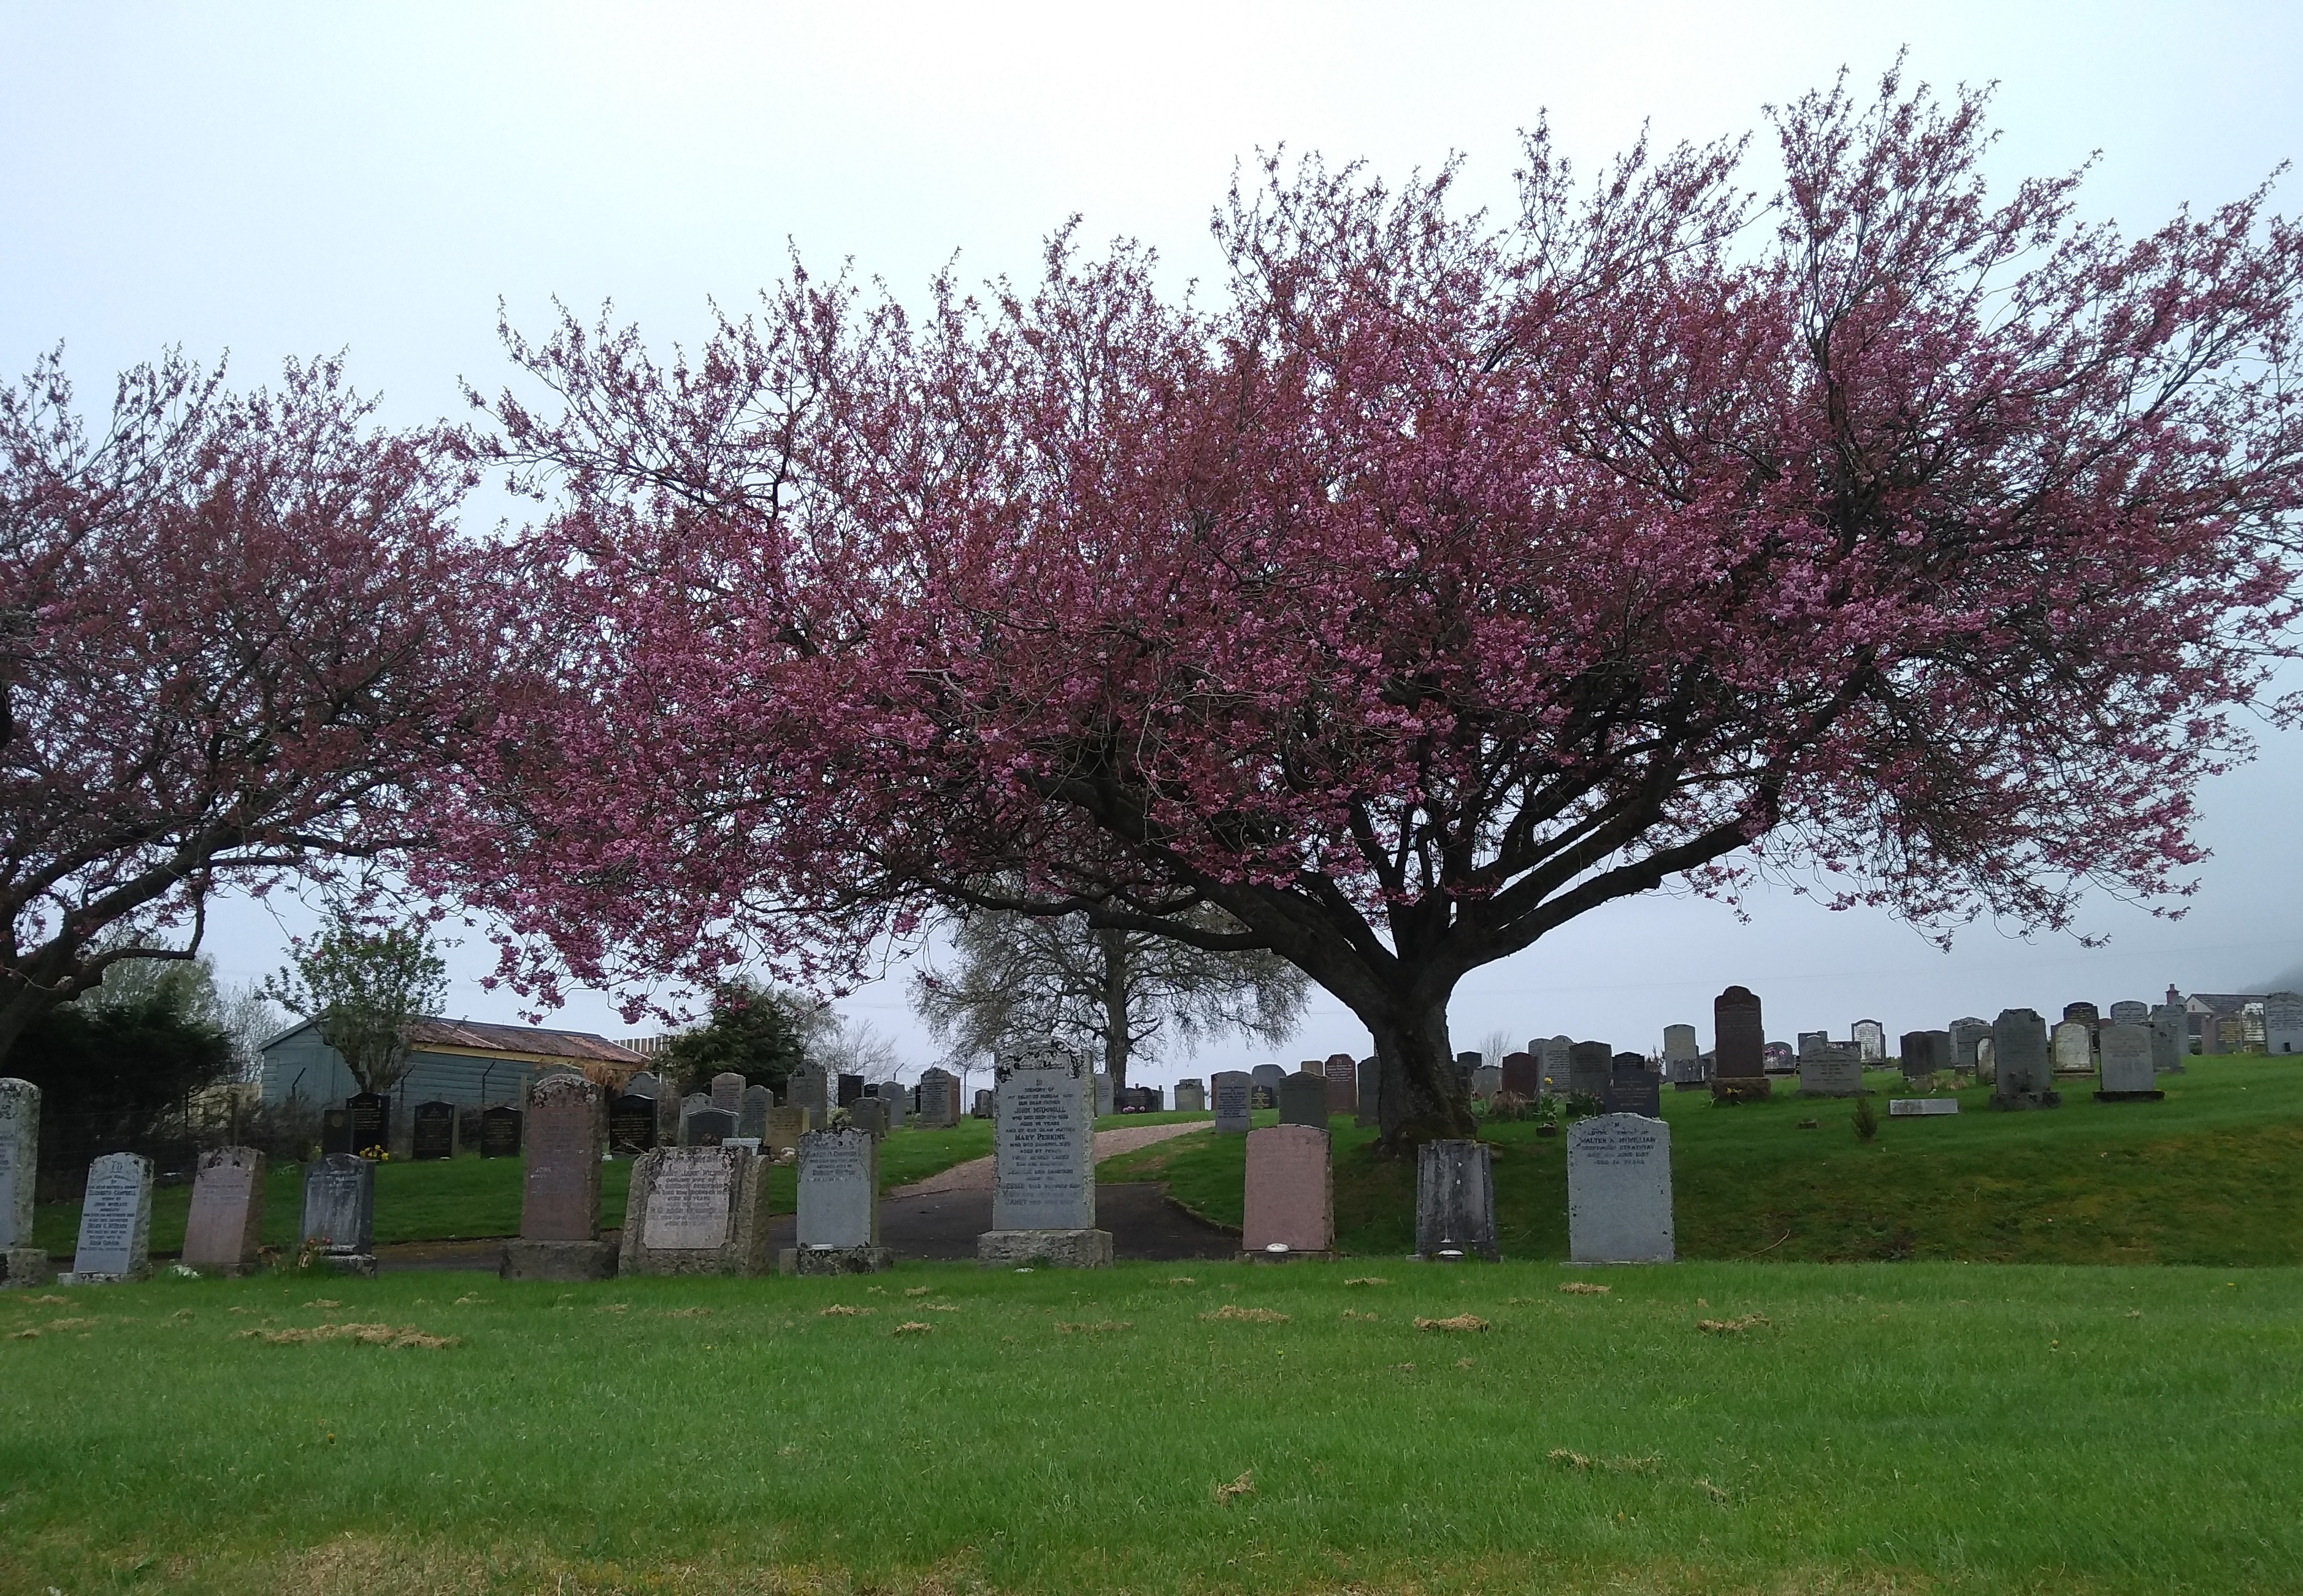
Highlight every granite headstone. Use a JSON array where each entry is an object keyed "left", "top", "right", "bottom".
[
  {"left": 1567, "top": 1114, "right": 1674, "bottom": 1264},
  {"left": 979, "top": 1046, "right": 1109, "bottom": 1267},
  {"left": 1414, "top": 1139, "right": 1497, "bottom": 1261},
  {"left": 182, "top": 1146, "right": 265, "bottom": 1275},
  {"left": 64, "top": 1151, "right": 154, "bottom": 1283},
  {"left": 1212, "top": 1070, "right": 1252, "bottom": 1135},
  {"left": 1241, "top": 1124, "right": 1333, "bottom": 1258}
]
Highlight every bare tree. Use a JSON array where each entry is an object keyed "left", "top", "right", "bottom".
[{"left": 911, "top": 907, "right": 1309, "bottom": 1087}]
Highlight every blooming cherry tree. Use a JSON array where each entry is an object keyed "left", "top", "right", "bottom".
[{"left": 447, "top": 73, "right": 2303, "bottom": 1142}]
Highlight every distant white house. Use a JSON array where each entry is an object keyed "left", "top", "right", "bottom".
[{"left": 258, "top": 1016, "right": 649, "bottom": 1110}]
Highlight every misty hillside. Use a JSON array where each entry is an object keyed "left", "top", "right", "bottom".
[{"left": 2258, "top": 962, "right": 2303, "bottom": 995}]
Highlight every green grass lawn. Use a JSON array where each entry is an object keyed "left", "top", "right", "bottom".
[
  {"left": 1100, "top": 1054, "right": 2303, "bottom": 1265},
  {"left": 1, "top": 1259, "right": 2296, "bottom": 1594}
]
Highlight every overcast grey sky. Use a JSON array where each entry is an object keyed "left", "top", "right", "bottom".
[{"left": 6, "top": 2, "right": 2300, "bottom": 1081}]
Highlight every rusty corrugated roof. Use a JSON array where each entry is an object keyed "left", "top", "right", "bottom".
[{"left": 405, "top": 1018, "right": 647, "bottom": 1064}]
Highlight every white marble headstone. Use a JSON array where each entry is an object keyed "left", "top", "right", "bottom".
[
  {"left": 69, "top": 1152, "right": 153, "bottom": 1280},
  {"left": 795, "top": 1126, "right": 878, "bottom": 1248},
  {"left": 992, "top": 1048, "right": 1095, "bottom": 1230}
]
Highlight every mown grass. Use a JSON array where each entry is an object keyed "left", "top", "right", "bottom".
[
  {"left": 1, "top": 1260, "right": 2296, "bottom": 1594},
  {"left": 1100, "top": 1055, "right": 2303, "bottom": 1265}
]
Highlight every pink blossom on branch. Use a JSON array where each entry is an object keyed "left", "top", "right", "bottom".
[{"left": 437, "top": 71, "right": 2303, "bottom": 1144}]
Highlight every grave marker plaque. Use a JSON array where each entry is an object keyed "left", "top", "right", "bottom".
[
  {"left": 1889, "top": 1098, "right": 1960, "bottom": 1117},
  {"left": 480, "top": 1104, "right": 523, "bottom": 1157},
  {"left": 1242, "top": 1125, "right": 1332, "bottom": 1257},
  {"left": 412, "top": 1100, "right": 456, "bottom": 1161},
  {"left": 182, "top": 1146, "right": 265, "bottom": 1274},
  {"left": 64, "top": 1152, "right": 154, "bottom": 1283},
  {"left": 1568, "top": 1114, "right": 1674, "bottom": 1264},
  {"left": 0, "top": 1078, "right": 42, "bottom": 1285},
  {"left": 979, "top": 1046, "right": 1109, "bottom": 1267},
  {"left": 609, "top": 1092, "right": 658, "bottom": 1154},
  {"left": 1414, "top": 1140, "right": 1498, "bottom": 1261},
  {"left": 1212, "top": 1070, "right": 1252, "bottom": 1135}
]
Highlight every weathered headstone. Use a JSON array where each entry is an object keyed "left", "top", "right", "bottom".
[
  {"left": 1355, "top": 1056, "right": 1380, "bottom": 1126},
  {"left": 1241, "top": 1124, "right": 1333, "bottom": 1258},
  {"left": 1453, "top": 1051, "right": 1481, "bottom": 1094},
  {"left": 1567, "top": 1114, "right": 1674, "bottom": 1264},
  {"left": 0, "top": 1079, "right": 45, "bottom": 1286},
  {"left": 1798, "top": 1030, "right": 1831, "bottom": 1059},
  {"left": 625, "top": 1070, "right": 662, "bottom": 1100},
  {"left": 298, "top": 1153, "right": 376, "bottom": 1275},
  {"left": 1898, "top": 1031, "right": 1933, "bottom": 1081},
  {"left": 780, "top": 1126, "right": 891, "bottom": 1273},
  {"left": 1324, "top": 1053, "right": 1358, "bottom": 1115},
  {"left": 1975, "top": 1037, "right": 1996, "bottom": 1081},
  {"left": 971, "top": 1088, "right": 995, "bottom": 1118},
  {"left": 1278, "top": 1070, "right": 1329, "bottom": 1127},
  {"left": 1763, "top": 1040, "right": 1796, "bottom": 1074},
  {"left": 1711, "top": 986, "right": 1770, "bottom": 1101},
  {"left": 1414, "top": 1140, "right": 1497, "bottom": 1261},
  {"left": 320, "top": 1107, "right": 351, "bottom": 1156},
  {"left": 1093, "top": 1072, "right": 1115, "bottom": 1118},
  {"left": 2148, "top": 1004, "right": 2190, "bottom": 1075},
  {"left": 1949, "top": 1017, "right": 1991, "bottom": 1071},
  {"left": 1990, "top": 1008, "right": 2060, "bottom": 1109},
  {"left": 1212, "top": 1070, "right": 1252, "bottom": 1135},
  {"left": 1852, "top": 1019, "right": 1885, "bottom": 1061},
  {"left": 710, "top": 1071, "right": 746, "bottom": 1115},
  {"left": 2266, "top": 991, "right": 2303, "bottom": 1056},
  {"left": 1889, "top": 1098, "right": 1960, "bottom": 1117},
  {"left": 877, "top": 1080, "right": 908, "bottom": 1129},
  {"left": 914, "top": 1068, "right": 960, "bottom": 1129},
  {"left": 2051, "top": 1020, "right": 2095, "bottom": 1076},
  {"left": 1660, "top": 1026, "right": 1699, "bottom": 1087},
  {"left": 609, "top": 1091, "right": 659, "bottom": 1154},
  {"left": 1174, "top": 1078, "right": 1207, "bottom": 1113},
  {"left": 503, "top": 1075, "right": 616, "bottom": 1281},
  {"left": 347, "top": 1091, "right": 390, "bottom": 1157},
  {"left": 1568, "top": 1042, "right": 1611, "bottom": 1099},
  {"left": 1470, "top": 1064, "right": 1503, "bottom": 1100},
  {"left": 619, "top": 1145, "right": 770, "bottom": 1276},
  {"left": 681, "top": 1105, "right": 737, "bottom": 1146},
  {"left": 1601, "top": 1053, "right": 1661, "bottom": 1116},
  {"left": 1541, "top": 1035, "right": 1574, "bottom": 1097},
  {"left": 480, "top": 1104, "right": 523, "bottom": 1157},
  {"left": 62, "top": 1152, "right": 155, "bottom": 1284},
  {"left": 1499, "top": 1049, "right": 1539, "bottom": 1098},
  {"left": 1799, "top": 1045, "right": 1867, "bottom": 1097},
  {"left": 2096, "top": 1022, "right": 2164, "bottom": 1101},
  {"left": 785, "top": 1066, "right": 832, "bottom": 1127},
  {"left": 182, "top": 1146, "right": 265, "bottom": 1275},
  {"left": 837, "top": 1072, "right": 865, "bottom": 1108},
  {"left": 1249, "top": 1063, "right": 1287, "bottom": 1109},
  {"left": 979, "top": 1047, "right": 1109, "bottom": 1267},
  {"left": 764, "top": 1103, "right": 808, "bottom": 1158},
  {"left": 738, "top": 1084, "right": 772, "bottom": 1141},
  {"left": 2108, "top": 1000, "right": 2150, "bottom": 1026},
  {"left": 2063, "top": 1001, "right": 2101, "bottom": 1032},
  {"left": 411, "top": 1100, "right": 456, "bottom": 1161},
  {"left": 851, "top": 1096, "right": 889, "bottom": 1137}
]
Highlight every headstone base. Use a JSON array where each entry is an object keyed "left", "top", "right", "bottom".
[
  {"left": 777, "top": 1244, "right": 895, "bottom": 1276},
  {"left": 2093, "top": 1089, "right": 2167, "bottom": 1103},
  {"left": 501, "top": 1239, "right": 619, "bottom": 1282},
  {"left": 317, "top": 1253, "right": 378, "bottom": 1277},
  {"left": 1990, "top": 1091, "right": 2063, "bottom": 1111},
  {"left": 1711, "top": 1078, "right": 1772, "bottom": 1102},
  {"left": 56, "top": 1267, "right": 150, "bottom": 1286},
  {"left": 1240, "top": 1245, "right": 1332, "bottom": 1264},
  {"left": 976, "top": 1228, "right": 1113, "bottom": 1268},
  {"left": 0, "top": 1246, "right": 52, "bottom": 1287}
]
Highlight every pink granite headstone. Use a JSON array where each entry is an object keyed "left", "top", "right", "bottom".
[
  {"left": 1241, "top": 1124, "right": 1332, "bottom": 1257},
  {"left": 1322, "top": 1053, "right": 1357, "bottom": 1114},
  {"left": 182, "top": 1146, "right": 265, "bottom": 1272},
  {"left": 522, "top": 1075, "right": 604, "bottom": 1243}
]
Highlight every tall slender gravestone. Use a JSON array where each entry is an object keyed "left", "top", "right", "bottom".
[
  {"left": 1242, "top": 1124, "right": 1332, "bottom": 1259},
  {"left": 182, "top": 1146, "right": 266, "bottom": 1275},
  {"left": 620, "top": 1145, "right": 770, "bottom": 1276},
  {"left": 1990, "top": 1009, "right": 2060, "bottom": 1109},
  {"left": 1852, "top": 1020, "right": 1886, "bottom": 1061},
  {"left": 972, "top": 1088, "right": 996, "bottom": 1118},
  {"left": 0, "top": 1079, "right": 46, "bottom": 1286},
  {"left": 300, "top": 1153, "right": 377, "bottom": 1275},
  {"left": 979, "top": 1047, "right": 1109, "bottom": 1268},
  {"left": 915, "top": 1067, "right": 960, "bottom": 1128},
  {"left": 1541, "top": 1036, "right": 1573, "bottom": 1097},
  {"left": 1279, "top": 1070, "right": 1329, "bottom": 1127},
  {"left": 1174, "top": 1078, "right": 1207, "bottom": 1113},
  {"left": 781, "top": 1126, "right": 892, "bottom": 1274},
  {"left": 347, "top": 1091, "right": 391, "bottom": 1158},
  {"left": 1355, "top": 1056, "right": 1380, "bottom": 1126},
  {"left": 1414, "top": 1140, "right": 1497, "bottom": 1261},
  {"left": 1567, "top": 1042, "right": 1611, "bottom": 1099},
  {"left": 1249, "top": 1063, "right": 1287, "bottom": 1109},
  {"left": 1092, "top": 1072, "right": 1116, "bottom": 1118},
  {"left": 738, "top": 1084, "right": 772, "bottom": 1141},
  {"left": 1949, "top": 1017, "right": 1992, "bottom": 1071},
  {"left": 1453, "top": 1051, "right": 1482, "bottom": 1095},
  {"left": 2096, "top": 1023, "right": 2164, "bottom": 1101},
  {"left": 1568, "top": 1114, "right": 1674, "bottom": 1263},
  {"left": 504, "top": 1075, "right": 616, "bottom": 1281},
  {"left": 1660, "top": 1026, "right": 1701, "bottom": 1087},
  {"left": 61, "top": 1152, "right": 154, "bottom": 1284},
  {"left": 1324, "top": 1053, "right": 1358, "bottom": 1115},
  {"left": 1212, "top": 1070, "right": 1252, "bottom": 1135},
  {"left": 2148, "top": 1004, "right": 2190, "bottom": 1075},
  {"left": 1711, "top": 986, "right": 1771, "bottom": 1101}
]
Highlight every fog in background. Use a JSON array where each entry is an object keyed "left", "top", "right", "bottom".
[{"left": 6, "top": 2, "right": 2299, "bottom": 1084}]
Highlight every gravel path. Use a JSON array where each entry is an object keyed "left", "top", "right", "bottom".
[{"left": 891, "top": 1118, "right": 1209, "bottom": 1195}]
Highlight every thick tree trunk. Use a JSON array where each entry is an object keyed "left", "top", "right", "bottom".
[
  {"left": 1370, "top": 997, "right": 1476, "bottom": 1149},
  {"left": 1097, "top": 924, "right": 1130, "bottom": 1089}
]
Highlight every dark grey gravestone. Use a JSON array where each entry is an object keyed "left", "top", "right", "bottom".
[
  {"left": 2096, "top": 1023, "right": 2163, "bottom": 1100},
  {"left": 1278, "top": 1070, "right": 1329, "bottom": 1127},
  {"left": 347, "top": 1092, "right": 391, "bottom": 1157},
  {"left": 1797, "top": 1030, "right": 1831, "bottom": 1059},
  {"left": 1453, "top": 1051, "right": 1481, "bottom": 1094},
  {"left": 1541, "top": 1036, "right": 1573, "bottom": 1097},
  {"left": 1174, "top": 1078, "right": 1206, "bottom": 1113},
  {"left": 1212, "top": 1070, "right": 1252, "bottom": 1134},
  {"left": 877, "top": 1080, "right": 908, "bottom": 1129},
  {"left": 1898, "top": 1032, "right": 1934, "bottom": 1081},
  {"left": 2064, "top": 1002, "right": 2101, "bottom": 1032},
  {"left": 2108, "top": 1000, "right": 2150, "bottom": 1026},
  {"left": 1949, "top": 1017, "right": 1991, "bottom": 1070},
  {"left": 2149, "top": 1005, "right": 2190, "bottom": 1074},
  {"left": 915, "top": 1068, "right": 959, "bottom": 1128},
  {"left": 738, "top": 1084, "right": 772, "bottom": 1141},
  {"left": 1601, "top": 1054, "right": 1661, "bottom": 1116},
  {"left": 1250, "top": 1064, "right": 1287, "bottom": 1108},
  {"left": 1414, "top": 1140, "right": 1496, "bottom": 1261},
  {"left": 412, "top": 1100, "right": 456, "bottom": 1160},
  {"left": 787, "top": 1067, "right": 832, "bottom": 1127},
  {"left": 683, "top": 1107, "right": 737, "bottom": 1146},
  {"left": 1355, "top": 1056, "right": 1380, "bottom": 1126},
  {"left": 1568, "top": 1042, "right": 1611, "bottom": 1099},
  {"left": 837, "top": 1073, "right": 865, "bottom": 1108},
  {"left": 320, "top": 1108, "right": 351, "bottom": 1156},
  {"left": 480, "top": 1105, "right": 523, "bottom": 1157},
  {"left": 710, "top": 1072, "right": 746, "bottom": 1115},
  {"left": 1324, "top": 1053, "right": 1358, "bottom": 1115},
  {"left": 610, "top": 1093, "right": 658, "bottom": 1154},
  {"left": 971, "top": 1088, "right": 995, "bottom": 1119},
  {"left": 299, "top": 1153, "right": 375, "bottom": 1273},
  {"left": 624, "top": 1070, "right": 661, "bottom": 1100},
  {"left": 1990, "top": 1008, "right": 2060, "bottom": 1108},
  {"left": 1711, "top": 986, "right": 1770, "bottom": 1101}
]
